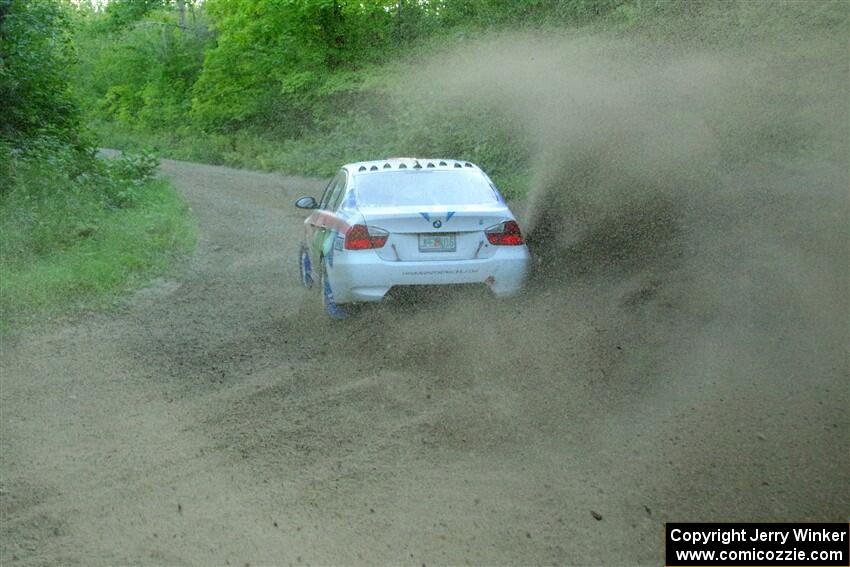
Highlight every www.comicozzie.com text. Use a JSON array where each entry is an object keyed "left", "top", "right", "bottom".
[{"left": 670, "top": 527, "right": 848, "bottom": 546}]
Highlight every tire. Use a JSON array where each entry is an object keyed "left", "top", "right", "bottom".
[
  {"left": 298, "top": 246, "right": 313, "bottom": 288},
  {"left": 318, "top": 259, "right": 348, "bottom": 320}
]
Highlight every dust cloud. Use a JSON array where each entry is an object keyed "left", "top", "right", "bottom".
[{"left": 346, "top": 3, "right": 849, "bottom": 526}]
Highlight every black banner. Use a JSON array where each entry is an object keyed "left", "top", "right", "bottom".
[{"left": 665, "top": 523, "right": 849, "bottom": 566}]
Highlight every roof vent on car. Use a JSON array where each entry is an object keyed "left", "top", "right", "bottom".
[
  {"left": 426, "top": 162, "right": 435, "bottom": 168},
  {"left": 464, "top": 162, "right": 473, "bottom": 167},
  {"left": 438, "top": 161, "right": 447, "bottom": 166},
  {"left": 358, "top": 166, "right": 367, "bottom": 172},
  {"left": 370, "top": 165, "right": 378, "bottom": 171},
  {"left": 453, "top": 162, "right": 462, "bottom": 168},
  {"left": 398, "top": 163, "right": 407, "bottom": 169},
  {"left": 383, "top": 163, "right": 391, "bottom": 169}
]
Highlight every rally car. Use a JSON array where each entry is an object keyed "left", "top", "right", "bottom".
[{"left": 294, "top": 158, "right": 531, "bottom": 318}]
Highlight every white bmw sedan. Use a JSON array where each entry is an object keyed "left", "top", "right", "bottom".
[{"left": 294, "top": 158, "right": 531, "bottom": 318}]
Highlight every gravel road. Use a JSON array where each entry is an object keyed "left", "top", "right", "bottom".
[{"left": 2, "top": 158, "right": 847, "bottom": 566}]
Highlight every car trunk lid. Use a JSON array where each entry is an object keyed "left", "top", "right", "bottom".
[{"left": 358, "top": 205, "right": 510, "bottom": 261}]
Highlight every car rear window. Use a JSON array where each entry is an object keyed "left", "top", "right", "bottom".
[{"left": 353, "top": 170, "right": 501, "bottom": 208}]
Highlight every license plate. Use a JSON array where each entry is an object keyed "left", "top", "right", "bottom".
[{"left": 419, "top": 233, "right": 456, "bottom": 252}]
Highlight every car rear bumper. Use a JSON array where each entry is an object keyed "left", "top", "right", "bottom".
[{"left": 326, "top": 246, "right": 530, "bottom": 303}]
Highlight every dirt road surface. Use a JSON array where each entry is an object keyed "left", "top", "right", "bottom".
[{"left": 2, "top": 158, "right": 847, "bottom": 566}]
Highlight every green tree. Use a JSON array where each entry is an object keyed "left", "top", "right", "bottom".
[
  {"left": 104, "top": 0, "right": 166, "bottom": 28},
  {"left": 190, "top": 0, "right": 397, "bottom": 132},
  {"left": 73, "top": 1, "right": 210, "bottom": 131},
  {"left": 0, "top": 0, "right": 82, "bottom": 147}
]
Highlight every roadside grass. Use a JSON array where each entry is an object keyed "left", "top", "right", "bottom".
[{"left": 0, "top": 157, "right": 196, "bottom": 331}]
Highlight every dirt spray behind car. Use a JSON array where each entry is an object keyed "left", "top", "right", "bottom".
[
  {"left": 354, "top": 2, "right": 850, "bottom": 519},
  {"left": 394, "top": 6, "right": 847, "bottom": 280}
]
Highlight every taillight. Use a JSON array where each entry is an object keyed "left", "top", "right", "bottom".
[
  {"left": 344, "top": 224, "right": 388, "bottom": 250},
  {"left": 485, "top": 220, "right": 524, "bottom": 246}
]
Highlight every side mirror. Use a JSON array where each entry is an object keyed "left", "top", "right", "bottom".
[{"left": 295, "top": 196, "right": 318, "bottom": 209}]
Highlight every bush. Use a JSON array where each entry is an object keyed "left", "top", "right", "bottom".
[
  {"left": 0, "top": 141, "right": 196, "bottom": 329},
  {"left": 0, "top": 0, "right": 83, "bottom": 147}
]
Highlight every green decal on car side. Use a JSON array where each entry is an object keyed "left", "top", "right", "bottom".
[{"left": 321, "top": 231, "right": 335, "bottom": 258}]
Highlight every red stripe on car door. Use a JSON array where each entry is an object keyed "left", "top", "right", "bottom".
[{"left": 309, "top": 211, "right": 350, "bottom": 234}]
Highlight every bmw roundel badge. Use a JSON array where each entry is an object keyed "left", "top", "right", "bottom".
[{"left": 433, "top": 220, "right": 442, "bottom": 228}]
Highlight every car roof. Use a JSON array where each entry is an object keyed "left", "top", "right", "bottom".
[{"left": 342, "top": 158, "right": 482, "bottom": 175}]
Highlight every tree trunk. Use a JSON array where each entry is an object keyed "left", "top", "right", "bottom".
[{"left": 176, "top": 0, "right": 186, "bottom": 28}]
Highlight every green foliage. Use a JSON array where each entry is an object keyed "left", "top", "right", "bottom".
[
  {"left": 0, "top": 144, "right": 196, "bottom": 328},
  {"left": 76, "top": 0, "right": 739, "bottom": 169},
  {"left": 0, "top": 0, "right": 196, "bottom": 329},
  {"left": 0, "top": 167, "right": 196, "bottom": 328},
  {"left": 186, "top": 0, "right": 626, "bottom": 133},
  {"left": 102, "top": 0, "right": 169, "bottom": 29},
  {"left": 0, "top": 0, "right": 82, "bottom": 147},
  {"left": 2, "top": 147, "right": 157, "bottom": 261},
  {"left": 73, "top": 6, "right": 210, "bottom": 131},
  {"left": 0, "top": 134, "right": 195, "bottom": 328},
  {"left": 190, "top": 0, "right": 400, "bottom": 132},
  {"left": 75, "top": 0, "right": 849, "bottom": 203},
  {"left": 437, "top": 0, "right": 623, "bottom": 28}
]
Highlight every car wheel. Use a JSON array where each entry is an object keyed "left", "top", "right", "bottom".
[
  {"left": 319, "top": 259, "right": 347, "bottom": 320},
  {"left": 298, "top": 246, "right": 313, "bottom": 288}
]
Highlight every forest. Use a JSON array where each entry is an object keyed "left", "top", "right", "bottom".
[{"left": 74, "top": 0, "right": 651, "bottom": 181}]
